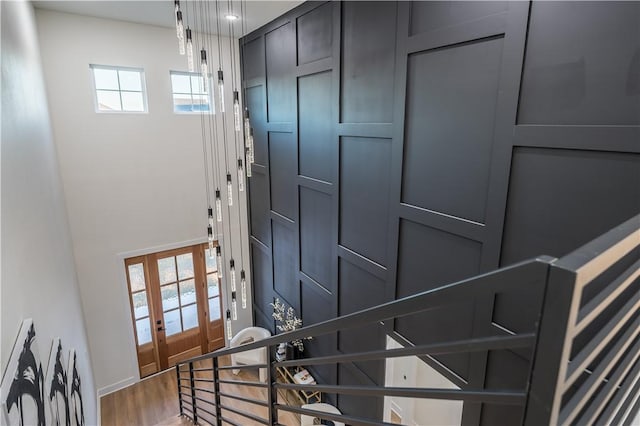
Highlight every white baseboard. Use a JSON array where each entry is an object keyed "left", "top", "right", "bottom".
[
  {"left": 97, "top": 376, "right": 137, "bottom": 398},
  {"left": 96, "top": 395, "right": 101, "bottom": 426}
]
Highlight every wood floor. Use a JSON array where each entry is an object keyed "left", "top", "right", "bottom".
[{"left": 101, "top": 356, "right": 301, "bottom": 426}]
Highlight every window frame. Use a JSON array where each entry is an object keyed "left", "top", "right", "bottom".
[
  {"left": 90, "top": 64, "right": 148, "bottom": 114},
  {"left": 169, "top": 70, "right": 214, "bottom": 115}
]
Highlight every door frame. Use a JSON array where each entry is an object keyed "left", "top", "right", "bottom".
[
  {"left": 146, "top": 244, "right": 204, "bottom": 371},
  {"left": 117, "top": 238, "right": 215, "bottom": 382}
]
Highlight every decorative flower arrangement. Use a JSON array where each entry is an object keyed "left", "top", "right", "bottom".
[{"left": 270, "top": 298, "right": 308, "bottom": 352}]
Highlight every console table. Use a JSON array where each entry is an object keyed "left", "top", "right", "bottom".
[{"left": 276, "top": 366, "right": 322, "bottom": 405}]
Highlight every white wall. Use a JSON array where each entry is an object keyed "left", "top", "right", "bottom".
[
  {"left": 1, "top": 0, "right": 96, "bottom": 423},
  {"left": 384, "top": 336, "right": 463, "bottom": 426},
  {"left": 34, "top": 9, "right": 252, "bottom": 394}
]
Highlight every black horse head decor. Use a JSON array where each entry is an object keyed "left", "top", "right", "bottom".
[
  {"left": 68, "top": 350, "right": 84, "bottom": 426},
  {"left": 1, "top": 319, "right": 47, "bottom": 426},
  {"left": 46, "top": 338, "right": 70, "bottom": 426}
]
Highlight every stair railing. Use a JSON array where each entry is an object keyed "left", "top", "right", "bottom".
[
  {"left": 524, "top": 214, "right": 640, "bottom": 426},
  {"left": 176, "top": 213, "right": 640, "bottom": 426}
]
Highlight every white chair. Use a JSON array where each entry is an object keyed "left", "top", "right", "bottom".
[
  {"left": 301, "top": 403, "right": 345, "bottom": 426},
  {"left": 229, "top": 327, "right": 271, "bottom": 382}
]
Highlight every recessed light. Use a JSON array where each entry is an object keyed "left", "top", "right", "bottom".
[{"left": 225, "top": 14, "right": 239, "bottom": 21}]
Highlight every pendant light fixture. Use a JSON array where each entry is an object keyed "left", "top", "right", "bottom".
[
  {"left": 207, "top": 207, "right": 215, "bottom": 255},
  {"left": 186, "top": 28, "right": 194, "bottom": 72},
  {"left": 226, "top": 173, "right": 233, "bottom": 206},
  {"left": 244, "top": 109, "right": 250, "bottom": 135},
  {"left": 174, "top": 0, "right": 181, "bottom": 34},
  {"left": 176, "top": 10, "right": 185, "bottom": 55},
  {"left": 237, "top": 159, "right": 244, "bottom": 192},
  {"left": 248, "top": 128, "right": 255, "bottom": 164},
  {"left": 175, "top": 0, "right": 252, "bottom": 329},
  {"left": 229, "top": 259, "right": 237, "bottom": 292},
  {"left": 217, "top": 70, "right": 225, "bottom": 112},
  {"left": 200, "top": 49, "right": 209, "bottom": 92},
  {"left": 216, "top": 246, "right": 223, "bottom": 278},
  {"left": 233, "top": 91, "right": 241, "bottom": 131},
  {"left": 232, "top": 293, "right": 238, "bottom": 320},
  {"left": 215, "top": 189, "right": 222, "bottom": 221},
  {"left": 240, "top": 270, "right": 247, "bottom": 309}
]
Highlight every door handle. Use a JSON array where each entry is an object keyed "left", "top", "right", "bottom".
[{"left": 157, "top": 327, "right": 165, "bottom": 331}]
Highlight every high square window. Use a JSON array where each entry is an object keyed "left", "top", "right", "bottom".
[
  {"left": 170, "top": 71, "right": 213, "bottom": 113},
  {"left": 90, "top": 64, "right": 147, "bottom": 112}
]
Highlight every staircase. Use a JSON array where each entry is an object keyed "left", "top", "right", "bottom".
[{"left": 175, "top": 214, "right": 640, "bottom": 426}]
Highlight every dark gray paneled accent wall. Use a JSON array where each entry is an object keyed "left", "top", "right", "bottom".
[
  {"left": 402, "top": 35, "right": 503, "bottom": 223},
  {"left": 242, "top": 1, "right": 640, "bottom": 424},
  {"left": 518, "top": 1, "right": 640, "bottom": 125},
  {"left": 268, "top": 132, "right": 296, "bottom": 219},
  {"left": 265, "top": 23, "right": 295, "bottom": 123},
  {"left": 409, "top": 1, "right": 509, "bottom": 35},
  {"left": 501, "top": 148, "right": 640, "bottom": 266},
  {"left": 297, "top": 2, "right": 333, "bottom": 65},
  {"left": 272, "top": 220, "right": 299, "bottom": 312},
  {"left": 298, "top": 71, "right": 333, "bottom": 182},
  {"left": 339, "top": 137, "right": 391, "bottom": 266},
  {"left": 340, "top": 1, "right": 397, "bottom": 123}
]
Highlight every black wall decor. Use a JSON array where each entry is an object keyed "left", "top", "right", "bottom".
[
  {"left": 3, "top": 320, "right": 47, "bottom": 426},
  {"left": 241, "top": 1, "right": 640, "bottom": 424},
  {"left": 47, "top": 339, "right": 70, "bottom": 426}
]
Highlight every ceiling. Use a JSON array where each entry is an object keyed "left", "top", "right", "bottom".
[{"left": 32, "top": 0, "right": 304, "bottom": 37}]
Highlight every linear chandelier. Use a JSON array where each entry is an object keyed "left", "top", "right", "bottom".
[{"left": 173, "top": 0, "right": 254, "bottom": 340}]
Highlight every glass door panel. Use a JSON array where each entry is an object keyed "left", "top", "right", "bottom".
[
  {"left": 204, "top": 247, "right": 224, "bottom": 352},
  {"left": 125, "top": 258, "right": 159, "bottom": 377},
  {"left": 204, "top": 248, "right": 222, "bottom": 323},
  {"left": 157, "top": 254, "right": 199, "bottom": 336}
]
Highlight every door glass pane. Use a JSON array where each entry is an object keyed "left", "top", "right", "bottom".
[
  {"left": 132, "top": 291, "right": 149, "bottom": 319},
  {"left": 205, "top": 250, "right": 216, "bottom": 273},
  {"left": 136, "top": 317, "right": 152, "bottom": 345},
  {"left": 158, "top": 257, "right": 177, "bottom": 284},
  {"left": 164, "top": 309, "right": 182, "bottom": 336},
  {"left": 121, "top": 92, "right": 145, "bottom": 112},
  {"left": 208, "top": 297, "right": 221, "bottom": 320},
  {"left": 161, "top": 284, "right": 179, "bottom": 311},
  {"left": 118, "top": 70, "right": 142, "bottom": 91},
  {"left": 182, "top": 304, "right": 199, "bottom": 330},
  {"left": 96, "top": 90, "right": 121, "bottom": 111},
  {"left": 207, "top": 274, "right": 219, "bottom": 297},
  {"left": 179, "top": 279, "right": 196, "bottom": 305},
  {"left": 177, "top": 253, "right": 194, "bottom": 280},
  {"left": 93, "top": 68, "right": 119, "bottom": 90},
  {"left": 128, "top": 263, "right": 146, "bottom": 292}
]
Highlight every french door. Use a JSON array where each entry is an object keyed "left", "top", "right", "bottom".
[{"left": 125, "top": 243, "right": 224, "bottom": 377}]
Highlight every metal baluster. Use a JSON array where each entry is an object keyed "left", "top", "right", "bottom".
[
  {"left": 176, "top": 365, "right": 183, "bottom": 417},
  {"left": 189, "top": 362, "right": 198, "bottom": 424},
  {"left": 212, "top": 357, "right": 222, "bottom": 426},
  {"left": 266, "top": 345, "right": 277, "bottom": 426}
]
